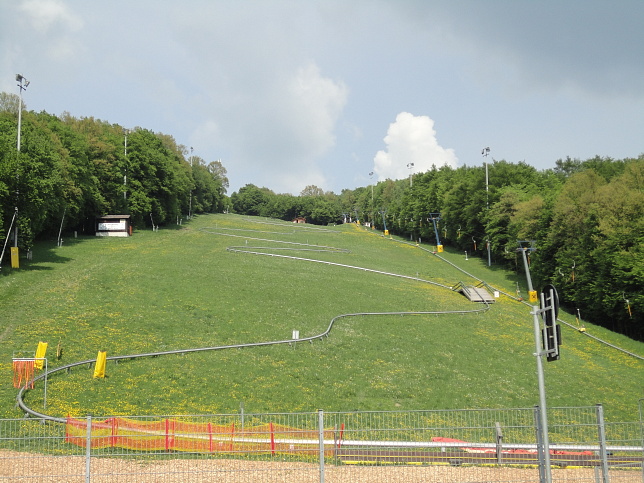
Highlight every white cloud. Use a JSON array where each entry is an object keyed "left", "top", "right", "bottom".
[
  {"left": 209, "top": 61, "right": 348, "bottom": 194},
  {"left": 373, "top": 112, "right": 458, "bottom": 182},
  {"left": 286, "top": 62, "right": 348, "bottom": 158},
  {"left": 1, "top": 1, "right": 640, "bottom": 196},
  {"left": 19, "top": 0, "right": 83, "bottom": 32},
  {"left": 18, "top": 0, "right": 84, "bottom": 61}
]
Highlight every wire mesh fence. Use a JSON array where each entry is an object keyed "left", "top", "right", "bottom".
[{"left": 0, "top": 405, "right": 642, "bottom": 482}]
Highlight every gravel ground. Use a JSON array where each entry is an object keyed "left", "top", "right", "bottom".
[{"left": 1, "top": 451, "right": 642, "bottom": 482}]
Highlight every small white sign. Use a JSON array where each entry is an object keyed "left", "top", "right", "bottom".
[
  {"left": 98, "top": 220, "right": 125, "bottom": 231},
  {"left": 292, "top": 330, "right": 300, "bottom": 340}
]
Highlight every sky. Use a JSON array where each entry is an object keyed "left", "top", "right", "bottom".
[{"left": 1, "top": 0, "right": 642, "bottom": 195}]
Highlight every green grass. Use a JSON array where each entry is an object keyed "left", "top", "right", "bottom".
[{"left": 1, "top": 214, "right": 642, "bottom": 422}]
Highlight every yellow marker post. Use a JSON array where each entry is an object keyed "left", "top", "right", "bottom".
[
  {"left": 10, "top": 247, "right": 19, "bottom": 268},
  {"left": 528, "top": 290, "right": 538, "bottom": 303},
  {"left": 437, "top": 245, "right": 444, "bottom": 253},
  {"left": 34, "top": 342, "right": 48, "bottom": 370},
  {"left": 93, "top": 351, "right": 107, "bottom": 379},
  {"left": 384, "top": 230, "right": 389, "bottom": 236}
]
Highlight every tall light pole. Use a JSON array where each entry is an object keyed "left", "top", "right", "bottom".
[
  {"left": 482, "top": 147, "right": 491, "bottom": 266},
  {"left": 369, "top": 172, "right": 374, "bottom": 225},
  {"left": 407, "top": 162, "right": 414, "bottom": 187},
  {"left": 13, "top": 75, "right": 30, "bottom": 261},
  {"left": 188, "top": 147, "right": 193, "bottom": 219},
  {"left": 123, "top": 129, "right": 129, "bottom": 201},
  {"left": 16, "top": 74, "right": 29, "bottom": 152},
  {"left": 482, "top": 147, "right": 490, "bottom": 209}
]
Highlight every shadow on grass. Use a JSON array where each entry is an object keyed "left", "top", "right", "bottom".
[
  {"left": 1, "top": 221, "right": 190, "bottom": 274},
  {"left": 0, "top": 236, "right": 91, "bottom": 273}
]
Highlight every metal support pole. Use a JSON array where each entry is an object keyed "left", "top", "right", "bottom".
[
  {"left": 240, "top": 401, "right": 244, "bottom": 434},
  {"left": 483, "top": 148, "right": 491, "bottom": 266},
  {"left": 17, "top": 110, "right": 22, "bottom": 152},
  {"left": 532, "top": 306, "right": 552, "bottom": 483},
  {"left": 43, "top": 358, "right": 47, "bottom": 410},
  {"left": 189, "top": 147, "right": 193, "bottom": 219},
  {"left": 123, "top": 130, "right": 128, "bottom": 201},
  {"left": 318, "top": 409, "right": 325, "bottom": 483},
  {"left": 522, "top": 246, "right": 551, "bottom": 482},
  {"left": 495, "top": 422, "right": 503, "bottom": 465},
  {"left": 534, "top": 405, "right": 546, "bottom": 483},
  {"left": 520, "top": 248, "right": 534, "bottom": 293},
  {"left": 639, "top": 398, "right": 644, "bottom": 481},
  {"left": 15, "top": 75, "right": 29, "bottom": 255},
  {"left": 596, "top": 404, "right": 610, "bottom": 483},
  {"left": 85, "top": 415, "right": 92, "bottom": 483}
]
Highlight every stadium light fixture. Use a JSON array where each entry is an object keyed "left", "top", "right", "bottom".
[
  {"left": 16, "top": 74, "right": 30, "bottom": 152},
  {"left": 407, "top": 163, "right": 414, "bottom": 187}
]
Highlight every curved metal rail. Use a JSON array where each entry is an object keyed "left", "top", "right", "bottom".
[
  {"left": 17, "top": 308, "right": 489, "bottom": 422},
  {"left": 17, "top": 227, "right": 489, "bottom": 421}
]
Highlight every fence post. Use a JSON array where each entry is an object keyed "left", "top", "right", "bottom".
[
  {"left": 595, "top": 404, "right": 610, "bottom": 483},
  {"left": 318, "top": 409, "right": 325, "bottom": 483},
  {"left": 85, "top": 415, "right": 92, "bottom": 483},
  {"left": 495, "top": 422, "right": 503, "bottom": 465},
  {"left": 638, "top": 398, "right": 644, "bottom": 482},
  {"left": 534, "top": 406, "right": 546, "bottom": 483}
]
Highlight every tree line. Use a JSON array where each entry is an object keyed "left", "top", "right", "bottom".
[
  {"left": 1, "top": 90, "right": 641, "bottom": 340},
  {"left": 231, "top": 156, "right": 643, "bottom": 341},
  {"left": 0, "top": 92, "right": 228, "bottom": 251}
]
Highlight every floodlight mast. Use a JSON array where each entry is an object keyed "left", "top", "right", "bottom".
[
  {"left": 123, "top": 129, "right": 129, "bottom": 201},
  {"left": 16, "top": 74, "right": 29, "bottom": 152},
  {"left": 13, "top": 74, "right": 30, "bottom": 259},
  {"left": 407, "top": 163, "right": 414, "bottom": 187},
  {"left": 482, "top": 147, "right": 490, "bottom": 208},
  {"left": 369, "top": 172, "right": 374, "bottom": 225},
  {"left": 189, "top": 146, "right": 193, "bottom": 219},
  {"left": 482, "top": 147, "right": 491, "bottom": 266}
]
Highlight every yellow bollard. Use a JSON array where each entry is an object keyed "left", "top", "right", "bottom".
[
  {"left": 10, "top": 247, "right": 19, "bottom": 268},
  {"left": 34, "top": 342, "right": 48, "bottom": 370},
  {"left": 528, "top": 290, "right": 538, "bottom": 303},
  {"left": 437, "top": 245, "right": 444, "bottom": 253},
  {"left": 93, "top": 351, "right": 107, "bottom": 379}
]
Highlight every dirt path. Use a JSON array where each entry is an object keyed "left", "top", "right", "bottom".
[{"left": 1, "top": 450, "right": 642, "bottom": 482}]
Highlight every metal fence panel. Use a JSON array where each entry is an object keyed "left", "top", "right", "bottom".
[
  {"left": 0, "top": 407, "right": 642, "bottom": 482},
  {"left": 0, "top": 417, "right": 85, "bottom": 481}
]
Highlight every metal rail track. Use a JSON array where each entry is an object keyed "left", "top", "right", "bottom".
[{"left": 16, "top": 228, "right": 488, "bottom": 422}]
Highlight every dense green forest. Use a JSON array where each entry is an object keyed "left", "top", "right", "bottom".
[
  {"left": 1, "top": 91, "right": 642, "bottom": 341},
  {"left": 231, "top": 157, "right": 643, "bottom": 341},
  {"left": 0, "top": 92, "right": 228, "bottom": 248}
]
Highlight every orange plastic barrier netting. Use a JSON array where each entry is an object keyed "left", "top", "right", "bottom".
[
  {"left": 12, "top": 359, "right": 35, "bottom": 389},
  {"left": 66, "top": 417, "right": 339, "bottom": 456}
]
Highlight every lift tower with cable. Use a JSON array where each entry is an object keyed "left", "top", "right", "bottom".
[
  {"left": 379, "top": 209, "right": 389, "bottom": 236},
  {"left": 428, "top": 213, "right": 443, "bottom": 252}
]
